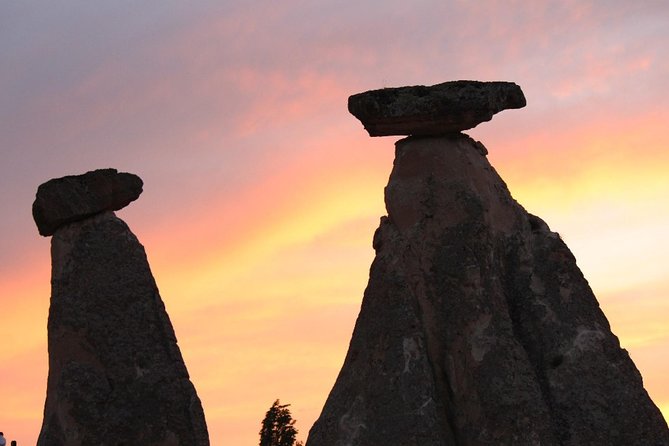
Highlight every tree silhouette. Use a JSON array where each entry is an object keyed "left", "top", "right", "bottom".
[{"left": 259, "top": 399, "right": 302, "bottom": 446}]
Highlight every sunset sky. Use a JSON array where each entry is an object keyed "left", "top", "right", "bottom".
[{"left": 1, "top": 1, "right": 668, "bottom": 444}]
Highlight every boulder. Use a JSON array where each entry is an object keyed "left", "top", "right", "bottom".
[
  {"left": 307, "top": 134, "right": 668, "bottom": 446},
  {"left": 348, "top": 80, "right": 526, "bottom": 136},
  {"left": 33, "top": 168, "right": 143, "bottom": 236}
]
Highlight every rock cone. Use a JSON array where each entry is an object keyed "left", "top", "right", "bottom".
[
  {"left": 348, "top": 80, "right": 526, "bottom": 136},
  {"left": 34, "top": 171, "right": 209, "bottom": 446},
  {"left": 307, "top": 88, "right": 668, "bottom": 445}
]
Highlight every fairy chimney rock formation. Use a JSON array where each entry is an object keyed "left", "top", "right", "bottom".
[
  {"left": 307, "top": 82, "right": 669, "bottom": 446},
  {"left": 348, "top": 80, "right": 526, "bottom": 136},
  {"left": 33, "top": 169, "right": 209, "bottom": 446}
]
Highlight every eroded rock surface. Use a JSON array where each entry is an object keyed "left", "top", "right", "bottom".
[
  {"left": 34, "top": 171, "right": 209, "bottom": 446},
  {"left": 33, "top": 168, "right": 143, "bottom": 236},
  {"left": 307, "top": 135, "right": 668, "bottom": 446},
  {"left": 348, "top": 80, "right": 526, "bottom": 136}
]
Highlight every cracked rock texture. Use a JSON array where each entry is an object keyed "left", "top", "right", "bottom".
[
  {"left": 307, "top": 134, "right": 668, "bottom": 446},
  {"left": 35, "top": 172, "right": 209, "bottom": 446}
]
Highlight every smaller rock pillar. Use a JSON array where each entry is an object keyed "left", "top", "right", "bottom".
[{"left": 33, "top": 169, "right": 210, "bottom": 446}]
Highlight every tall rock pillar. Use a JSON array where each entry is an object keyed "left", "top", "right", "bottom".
[
  {"left": 33, "top": 169, "right": 209, "bottom": 446},
  {"left": 307, "top": 81, "right": 669, "bottom": 446}
]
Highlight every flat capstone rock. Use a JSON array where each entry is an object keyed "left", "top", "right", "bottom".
[
  {"left": 348, "top": 80, "right": 526, "bottom": 136},
  {"left": 33, "top": 168, "right": 143, "bottom": 236}
]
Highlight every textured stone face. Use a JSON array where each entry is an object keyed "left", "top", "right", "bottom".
[
  {"left": 307, "top": 135, "right": 668, "bottom": 446},
  {"left": 37, "top": 212, "right": 209, "bottom": 446},
  {"left": 33, "top": 168, "right": 143, "bottom": 236},
  {"left": 348, "top": 80, "right": 526, "bottom": 136}
]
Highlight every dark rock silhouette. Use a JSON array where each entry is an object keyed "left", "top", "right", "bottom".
[
  {"left": 33, "top": 170, "right": 209, "bottom": 446},
  {"left": 307, "top": 83, "right": 669, "bottom": 446},
  {"left": 348, "top": 80, "right": 526, "bottom": 136},
  {"left": 33, "top": 168, "right": 143, "bottom": 236}
]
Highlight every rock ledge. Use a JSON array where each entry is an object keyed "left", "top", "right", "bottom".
[
  {"left": 33, "top": 168, "right": 143, "bottom": 236},
  {"left": 348, "top": 80, "right": 526, "bottom": 136}
]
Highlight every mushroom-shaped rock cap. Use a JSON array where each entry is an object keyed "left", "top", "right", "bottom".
[
  {"left": 33, "top": 168, "right": 143, "bottom": 236},
  {"left": 348, "top": 80, "right": 526, "bottom": 137}
]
